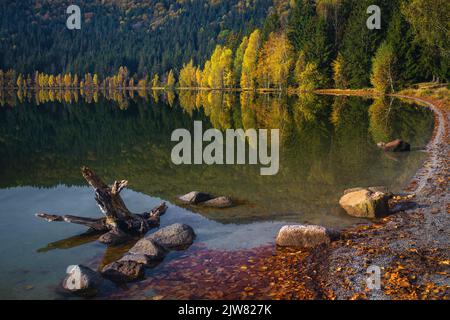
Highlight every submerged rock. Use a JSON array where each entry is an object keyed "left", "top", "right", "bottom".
[
  {"left": 276, "top": 225, "right": 339, "bottom": 249},
  {"left": 201, "top": 196, "right": 233, "bottom": 208},
  {"left": 128, "top": 238, "right": 167, "bottom": 261},
  {"left": 339, "top": 188, "right": 390, "bottom": 218},
  {"left": 62, "top": 265, "right": 102, "bottom": 297},
  {"left": 147, "top": 223, "right": 196, "bottom": 250},
  {"left": 178, "top": 191, "right": 214, "bottom": 204},
  {"left": 101, "top": 260, "right": 145, "bottom": 283},
  {"left": 377, "top": 139, "right": 411, "bottom": 152},
  {"left": 98, "top": 229, "right": 130, "bottom": 246}
]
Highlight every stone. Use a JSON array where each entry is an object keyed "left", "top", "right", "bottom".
[
  {"left": 62, "top": 265, "right": 102, "bottom": 297},
  {"left": 128, "top": 238, "right": 167, "bottom": 261},
  {"left": 101, "top": 260, "right": 145, "bottom": 283},
  {"left": 179, "top": 191, "right": 214, "bottom": 204},
  {"left": 118, "top": 254, "right": 156, "bottom": 266},
  {"left": 98, "top": 229, "right": 130, "bottom": 246},
  {"left": 201, "top": 196, "right": 233, "bottom": 208},
  {"left": 147, "top": 223, "right": 196, "bottom": 250},
  {"left": 344, "top": 186, "right": 393, "bottom": 198},
  {"left": 339, "top": 189, "right": 390, "bottom": 218},
  {"left": 276, "top": 225, "right": 338, "bottom": 248},
  {"left": 378, "top": 139, "right": 411, "bottom": 152}
]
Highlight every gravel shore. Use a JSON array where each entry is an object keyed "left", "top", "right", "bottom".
[{"left": 311, "top": 95, "right": 449, "bottom": 299}]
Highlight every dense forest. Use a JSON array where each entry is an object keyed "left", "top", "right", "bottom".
[
  {"left": 0, "top": 0, "right": 273, "bottom": 77},
  {"left": 0, "top": 0, "right": 448, "bottom": 92}
]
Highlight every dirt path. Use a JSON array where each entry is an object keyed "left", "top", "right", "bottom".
[{"left": 311, "top": 95, "right": 449, "bottom": 300}]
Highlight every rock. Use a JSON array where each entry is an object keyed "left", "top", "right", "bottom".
[
  {"left": 344, "top": 186, "right": 393, "bottom": 198},
  {"left": 101, "top": 261, "right": 145, "bottom": 283},
  {"left": 147, "top": 223, "right": 196, "bottom": 250},
  {"left": 128, "top": 238, "right": 167, "bottom": 261},
  {"left": 179, "top": 191, "right": 214, "bottom": 204},
  {"left": 62, "top": 265, "right": 102, "bottom": 297},
  {"left": 118, "top": 254, "right": 160, "bottom": 266},
  {"left": 201, "top": 196, "right": 233, "bottom": 208},
  {"left": 276, "top": 225, "right": 338, "bottom": 248},
  {"left": 339, "top": 189, "right": 390, "bottom": 218},
  {"left": 378, "top": 139, "right": 411, "bottom": 152},
  {"left": 98, "top": 229, "right": 131, "bottom": 246}
]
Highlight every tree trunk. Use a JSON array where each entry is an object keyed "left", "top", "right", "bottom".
[{"left": 36, "top": 167, "right": 168, "bottom": 245}]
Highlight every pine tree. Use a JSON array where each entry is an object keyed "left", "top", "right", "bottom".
[{"left": 401, "top": 0, "right": 449, "bottom": 82}]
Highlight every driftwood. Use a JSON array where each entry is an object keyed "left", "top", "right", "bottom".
[{"left": 36, "top": 167, "right": 167, "bottom": 245}]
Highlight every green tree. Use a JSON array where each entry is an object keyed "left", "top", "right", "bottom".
[
  {"left": 332, "top": 52, "right": 348, "bottom": 88},
  {"left": 371, "top": 42, "right": 396, "bottom": 93},
  {"left": 401, "top": 0, "right": 449, "bottom": 82},
  {"left": 298, "top": 62, "right": 324, "bottom": 91},
  {"left": 233, "top": 36, "right": 249, "bottom": 85}
]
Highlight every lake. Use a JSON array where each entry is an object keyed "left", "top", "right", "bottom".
[{"left": 0, "top": 90, "right": 434, "bottom": 299}]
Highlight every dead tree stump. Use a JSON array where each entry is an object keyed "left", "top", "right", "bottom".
[{"left": 36, "top": 167, "right": 167, "bottom": 245}]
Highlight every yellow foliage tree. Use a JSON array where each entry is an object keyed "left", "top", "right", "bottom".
[
  {"left": 166, "top": 70, "right": 176, "bottom": 88},
  {"left": 241, "top": 29, "right": 261, "bottom": 89}
]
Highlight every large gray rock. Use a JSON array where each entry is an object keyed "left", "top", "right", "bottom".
[
  {"left": 147, "top": 223, "right": 196, "bottom": 250},
  {"left": 339, "top": 188, "right": 390, "bottom": 218},
  {"left": 128, "top": 238, "right": 167, "bottom": 261},
  {"left": 62, "top": 265, "right": 102, "bottom": 297},
  {"left": 276, "top": 225, "right": 338, "bottom": 249},
  {"left": 101, "top": 261, "right": 145, "bottom": 283},
  {"left": 178, "top": 191, "right": 214, "bottom": 204},
  {"left": 201, "top": 196, "right": 233, "bottom": 208}
]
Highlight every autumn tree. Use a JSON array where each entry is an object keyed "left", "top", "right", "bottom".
[
  {"left": 166, "top": 70, "right": 176, "bottom": 88},
  {"left": 64, "top": 74, "right": 72, "bottom": 88},
  {"left": 179, "top": 60, "right": 197, "bottom": 88},
  {"left": 332, "top": 52, "right": 347, "bottom": 89},
  {"left": 219, "top": 47, "right": 234, "bottom": 88},
  {"left": 16, "top": 73, "right": 23, "bottom": 89},
  {"left": 201, "top": 60, "right": 212, "bottom": 88},
  {"left": 371, "top": 42, "right": 396, "bottom": 93},
  {"left": 294, "top": 51, "right": 307, "bottom": 87},
  {"left": 73, "top": 74, "right": 79, "bottom": 87},
  {"left": 298, "top": 62, "right": 324, "bottom": 91},
  {"left": 151, "top": 74, "right": 160, "bottom": 88},
  {"left": 241, "top": 29, "right": 261, "bottom": 89},
  {"left": 93, "top": 74, "right": 99, "bottom": 88},
  {"left": 233, "top": 36, "right": 249, "bottom": 84},
  {"left": 137, "top": 78, "right": 147, "bottom": 88}
]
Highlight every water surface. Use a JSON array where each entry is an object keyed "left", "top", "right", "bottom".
[{"left": 0, "top": 91, "right": 434, "bottom": 299}]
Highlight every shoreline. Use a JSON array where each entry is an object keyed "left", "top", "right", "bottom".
[
  {"left": 308, "top": 92, "right": 449, "bottom": 299},
  {"left": 105, "top": 90, "right": 448, "bottom": 300}
]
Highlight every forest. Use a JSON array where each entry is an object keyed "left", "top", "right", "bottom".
[{"left": 0, "top": 0, "right": 448, "bottom": 93}]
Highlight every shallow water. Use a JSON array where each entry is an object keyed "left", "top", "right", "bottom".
[{"left": 0, "top": 91, "right": 434, "bottom": 299}]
